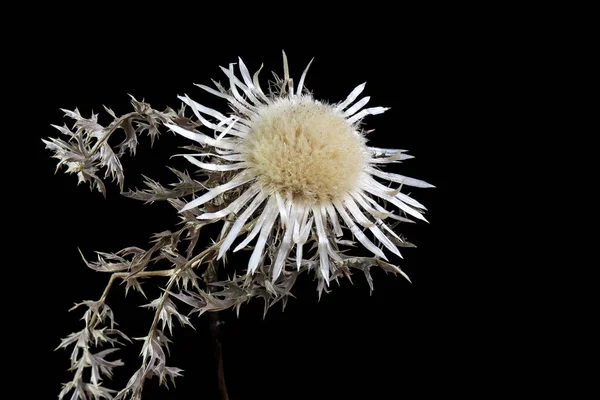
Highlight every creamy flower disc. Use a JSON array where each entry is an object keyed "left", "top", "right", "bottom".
[
  {"left": 166, "top": 53, "right": 433, "bottom": 284},
  {"left": 244, "top": 97, "right": 366, "bottom": 204}
]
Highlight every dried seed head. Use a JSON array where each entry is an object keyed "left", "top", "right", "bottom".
[{"left": 242, "top": 96, "right": 367, "bottom": 204}]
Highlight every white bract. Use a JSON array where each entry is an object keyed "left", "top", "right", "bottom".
[{"left": 168, "top": 52, "right": 433, "bottom": 285}]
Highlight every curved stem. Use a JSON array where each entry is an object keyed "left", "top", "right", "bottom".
[
  {"left": 88, "top": 112, "right": 150, "bottom": 156},
  {"left": 90, "top": 268, "right": 176, "bottom": 328}
]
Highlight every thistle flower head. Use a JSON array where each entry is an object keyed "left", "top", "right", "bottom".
[
  {"left": 244, "top": 96, "right": 367, "bottom": 204},
  {"left": 168, "top": 52, "right": 433, "bottom": 285}
]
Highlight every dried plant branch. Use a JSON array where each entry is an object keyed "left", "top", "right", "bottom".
[{"left": 43, "top": 96, "right": 194, "bottom": 197}]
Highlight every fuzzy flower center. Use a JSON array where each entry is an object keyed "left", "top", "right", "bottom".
[{"left": 242, "top": 97, "right": 366, "bottom": 204}]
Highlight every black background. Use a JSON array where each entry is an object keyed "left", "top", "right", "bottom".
[{"left": 15, "top": 6, "right": 522, "bottom": 400}]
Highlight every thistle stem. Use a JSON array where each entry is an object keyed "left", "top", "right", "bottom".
[
  {"left": 204, "top": 256, "right": 230, "bottom": 400},
  {"left": 209, "top": 311, "right": 229, "bottom": 400}
]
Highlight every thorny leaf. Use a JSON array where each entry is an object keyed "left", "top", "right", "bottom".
[
  {"left": 89, "top": 348, "right": 125, "bottom": 385},
  {"left": 121, "top": 168, "right": 203, "bottom": 203},
  {"left": 99, "top": 143, "right": 125, "bottom": 190},
  {"left": 124, "top": 278, "right": 147, "bottom": 298},
  {"left": 80, "top": 250, "right": 132, "bottom": 273},
  {"left": 334, "top": 256, "right": 412, "bottom": 293},
  {"left": 141, "top": 297, "right": 193, "bottom": 335},
  {"left": 117, "top": 118, "right": 138, "bottom": 157}
]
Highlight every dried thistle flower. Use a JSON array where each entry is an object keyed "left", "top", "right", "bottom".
[
  {"left": 46, "top": 51, "right": 432, "bottom": 400},
  {"left": 169, "top": 51, "right": 433, "bottom": 286}
]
